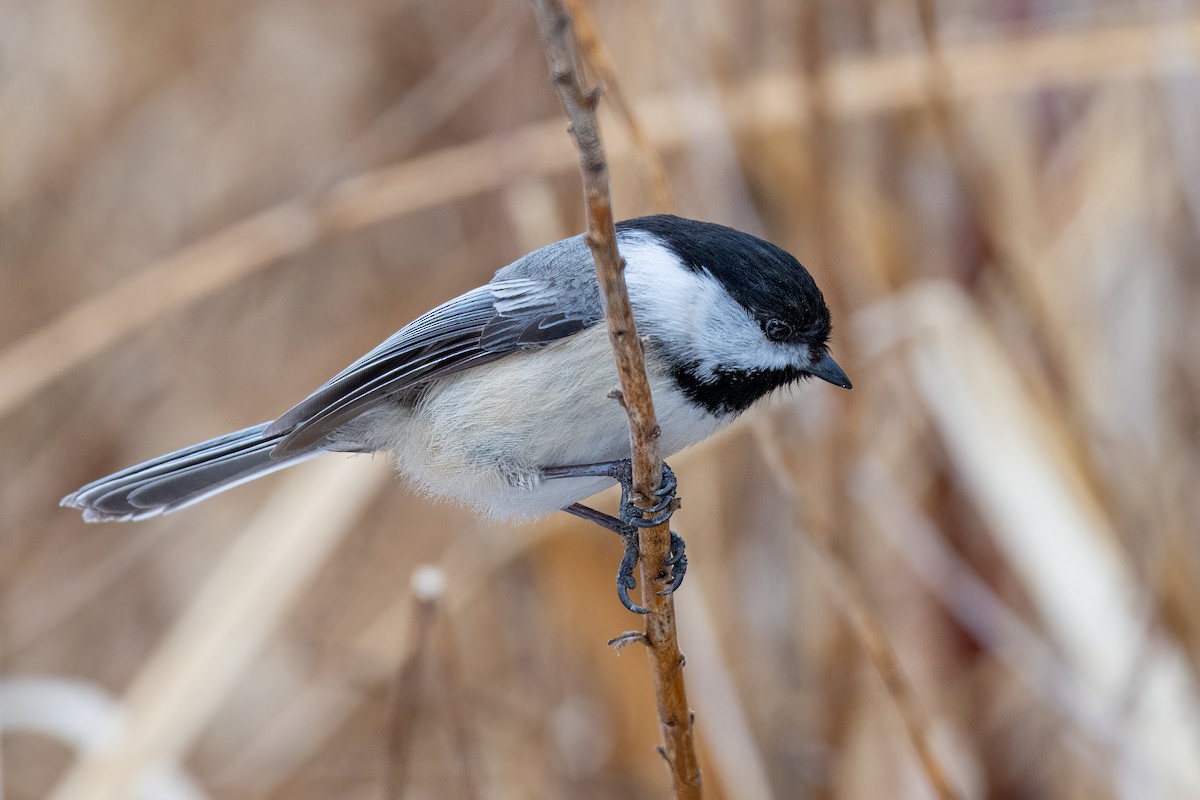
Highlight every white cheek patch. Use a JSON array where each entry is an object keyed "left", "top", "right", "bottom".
[{"left": 620, "top": 234, "right": 810, "bottom": 380}]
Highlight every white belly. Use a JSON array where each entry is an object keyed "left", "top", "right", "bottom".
[{"left": 354, "top": 326, "right": 728, "bottom": 519}]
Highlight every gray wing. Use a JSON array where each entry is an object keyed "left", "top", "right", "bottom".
[{"left": 268, "top": 266, "right": 602, "bottom": 455}]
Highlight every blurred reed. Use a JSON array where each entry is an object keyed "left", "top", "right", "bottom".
[{"left": 2, "top": 1, "right": 1199, "bottom": 798}]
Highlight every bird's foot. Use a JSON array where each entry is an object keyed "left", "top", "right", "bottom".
[
  {"left": 615, "top": 528, "right": 688, "bottom": 614},
  {"left": 543, "top": 459, "right": 679, "bottom": 529},
  {"left": 618, "top": 461, "right": 678, "bottom": 529},
  {"left": 562, "top": 502, "right": 688, "bottom": 614}
]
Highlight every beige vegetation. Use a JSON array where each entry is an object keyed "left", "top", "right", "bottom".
[{"left": 3, "top": 0, "right": 1200, "bottom": 798}]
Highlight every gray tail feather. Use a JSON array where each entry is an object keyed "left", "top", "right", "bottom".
[{"left": 61, "top": 423, "right": 321, "bottom": 522}]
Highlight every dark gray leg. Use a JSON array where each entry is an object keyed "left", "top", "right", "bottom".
[
  {"left": 563, "top": 502, "right": 688, "bottom": 615},
  {"left": 543, "top": 459, "right": 678, "bottom": 528}
]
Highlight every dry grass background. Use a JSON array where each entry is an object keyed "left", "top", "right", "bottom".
[{"left": 2, "top": 0, "right": 1200, "bottom": 798}]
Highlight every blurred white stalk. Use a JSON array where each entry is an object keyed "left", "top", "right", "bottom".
[
  {"left": 856, "top": 282, "right": 1200, "bottom": 797},
  {"left": 851, "top": 458, "right": 1142, "bottom": 775},
  {"left": 677, "top": 556, "right": 776, "bottom": 800},
  {"left": 46, "top": 456, "right": 389, "bottom": 800},
  {"left": 0, "top": 677, "right": 206, "bottom": 800}
]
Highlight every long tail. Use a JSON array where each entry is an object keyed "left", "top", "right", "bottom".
[{"left": 61, "top": 423, "right": 321, "bottom": 522}]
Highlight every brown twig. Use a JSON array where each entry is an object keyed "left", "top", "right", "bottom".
[{"left": 529, "top": 1, "right": 701, "bottom": 796}]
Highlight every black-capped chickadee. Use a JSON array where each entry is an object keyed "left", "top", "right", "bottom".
[{"left": 63, "top": 215, "right": 850, "bottom": 612}]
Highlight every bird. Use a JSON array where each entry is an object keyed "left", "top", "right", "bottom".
[{"left": 62, "top": 214, "right": 851, "bottom": 612}]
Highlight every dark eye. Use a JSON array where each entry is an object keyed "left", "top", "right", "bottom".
[{"left": 764, "top": 319, "right": 793, "bottom": 342}]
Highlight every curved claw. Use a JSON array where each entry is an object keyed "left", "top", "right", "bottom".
[
  {"left": 653, "top": 464, "right": 677, "bottom": 497},
  {"left": 658, "top": 531, "right": 688, "bottom": 596},
  {"left": 548, "top": 459, "right": 679, "bottom": 531},
  {"left": 615, "top": 528, "right": 687, "bottom": 607},
  {"left": 621, "top": 498, "right": 677, "bottom": 528},
  {"left": 642, "top": 491, "right": 676, "bottom": 516},
  {"left": 658, "top": 554, "right": 687, "bottom": 596},
  {"left": 551, "top": 463, "right": 683, "bottom": 613},
  {"left": 664, "top": 530, "right": 685, "bottom": 566},
  {"left": 619, "top": 462, "right": 680, "bottom": 529},
  {"left": 618, "top": 576, "right": 649, "bottom": 615},
  {"left": 617, "top": 535, "right": 649, "bottom": 614}
]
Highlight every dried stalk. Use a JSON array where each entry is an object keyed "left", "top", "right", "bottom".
[
  {"left": 751, "top": 420, "right": 961, "bottom": 800},
  {"left": 529, "top": 1, "right": 701, "bottom": 796},
  {"left": 3, "top": 15, "right": 1190, "bottom": 423},
  {"left": 384, "top": 567, "right": 445, "bottom": 800},
  {"left": 46, "top": 458, "right": 390, "bottom": 800},
  {"left": 807, "top": 529, "right": 961, "bottom": 800},
  {"left": 561, "top": 0, "right": 675, "bottom": 213}
]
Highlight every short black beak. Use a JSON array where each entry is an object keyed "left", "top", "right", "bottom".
[{"left": 808, "top": 352, "right": 852, "bottom": 389}]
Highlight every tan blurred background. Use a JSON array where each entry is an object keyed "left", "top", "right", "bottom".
[{"left": 3, "top": 0, "right": 1200, "bottom": 798}]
